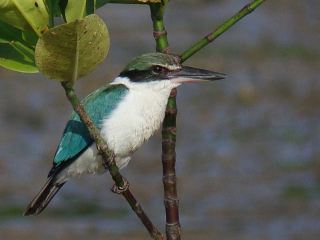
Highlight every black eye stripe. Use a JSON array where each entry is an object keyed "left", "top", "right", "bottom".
[
  {"left": 119, "top": 67, "right": 169, "bottom": 83},
  {"left": 119, "top": 70, "right": 151, "bottom": 82},
  {"left": 152, "top": 65, "right": 168, "bottom": 74},
  {"left": 119, "top": 64, "right": 171, "bottom": 83}
]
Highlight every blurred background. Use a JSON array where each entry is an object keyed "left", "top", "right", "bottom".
[{"left": 1, "top": 0, "right": 320, "bottom": 239}]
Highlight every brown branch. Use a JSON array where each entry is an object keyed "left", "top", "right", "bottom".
[
  {"left": 161, "top": 89, "right": 180, "bottom": 240},
  {"left": 61, "top": 81, "right": 164, "bottom": 240}
]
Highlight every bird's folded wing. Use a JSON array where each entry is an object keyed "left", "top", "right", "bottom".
[{"left": 50, "top": 84, "right": 128, "bottom": 175}]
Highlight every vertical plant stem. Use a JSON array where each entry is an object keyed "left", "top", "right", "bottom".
[
  {"left": 150, "top": 3, "right": 170, "bottom": 53},
  {"left": 180, "top": 0, "right": 265, "bottom": 62},
  {"left": 61, "top": 81, "right": 164, "bottom": 240},
  {"left": 150, "top": 2, "right": 181, "bottom": 240}
]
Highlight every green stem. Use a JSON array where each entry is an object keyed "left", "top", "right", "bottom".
[
  {"left": 150, "top": 2, "right": 181, "bottom": 240},
  {"left": 150, "top": 2, "right": 170, "bottom": 53},
  {"left": 180, "top": 0, "right": 265, "bottom": 62},
  {"left": 61, "top": 81, "right": 163, "bottom": 240}
]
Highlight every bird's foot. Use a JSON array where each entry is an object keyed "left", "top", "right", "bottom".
[{"left": 111, "top": 178, "right": 130, "bottom": 194}]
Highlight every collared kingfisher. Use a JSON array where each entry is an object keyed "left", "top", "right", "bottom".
[{"left": 24, "top": 52, "right": 225, "bottom": 216}]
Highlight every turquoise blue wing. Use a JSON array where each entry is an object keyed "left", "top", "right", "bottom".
[{"left": 52, "top": 84, "right": 128, "bottom": 167}]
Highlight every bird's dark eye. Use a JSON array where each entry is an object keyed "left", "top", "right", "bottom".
[{"left": 152, "top": 65, "right": 166, "bottom": 74}]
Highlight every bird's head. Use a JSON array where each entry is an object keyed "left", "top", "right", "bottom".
[{"left": 113, "top": 52, "right": 225, "bottom": 91}]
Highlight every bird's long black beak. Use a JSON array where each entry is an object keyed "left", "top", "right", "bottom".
[{"left": 168, "top": 66, "right": 226, "bottom": 83}]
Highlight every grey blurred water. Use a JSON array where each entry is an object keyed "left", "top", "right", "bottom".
[{"left": 1, "top": 0, "right": 320, "bottom": 239}]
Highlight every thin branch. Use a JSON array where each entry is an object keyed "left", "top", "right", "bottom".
[
  {"left": 61, "top": 81, "right": 164, "bottom": 240},
  {"left": 150, "top": 2, "right": 181, "bottom": 240},
  {"left": 180, "top": 0, "right": 266, "bottom": 63}
]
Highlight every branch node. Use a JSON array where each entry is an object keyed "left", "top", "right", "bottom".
[
  {"left": 157, "top": 46, "right": 170, "bottom": 54},
  {"left": 111, "top": 177, "right": 130, "bottom": 194},
  {"left": 162, "top": 126, "right": 176, "bottom": 135},
  {"left": 165, "top": 108, "right": 177, "bottom": 115},
  {"left": 166, "top": 222, "right": 181, "bottom": 240},
  {"left": 169, "top": 88, "right": 177, "bottom": 97},
  {"left": 241, "top": 3, "right": 254, "bottom": 13},
  {"left": 164, "top": 197, "right": 179, "bottom": 207},
  {"left": 206, "top": 32, "right": 216, "bottom": 42},
  {"left": 153, "top": 30, "right": 167, "bottom": 39},
  {"left": 163, "top": 173, "right": 176, "bottom": 182}
]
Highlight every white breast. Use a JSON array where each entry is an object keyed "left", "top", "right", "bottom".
[
  {"left": 100, "top": 82, "right": 172, "bottom": 158},
  {"left": 61, "top": 77, "right": 175, "bottom": 178}
]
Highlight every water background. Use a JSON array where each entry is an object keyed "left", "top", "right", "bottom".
[{"left": 1, "top": 1, "right": 320, "bottom": 239}]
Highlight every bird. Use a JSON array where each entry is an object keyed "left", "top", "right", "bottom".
[{"left": 24, "top": 52, "right": 225, "bottom": 216}]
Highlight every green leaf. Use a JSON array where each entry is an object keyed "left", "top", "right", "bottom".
[
  {"left": 96, "top": 0, "right": 109, "bottom": 8},
  {"left": 0, "top": 0, "right": 49, "bottom": 36},
  {"left": 44, "top": 0, "right": 62, "bottom": 27},
  {"left": 35, "top": 14, "right": 110, "bottom": 83},
  {"left": 44, "top": 0, "right": 61, "bottom": 17},
  {"left": 60, "top": 0, "right": 87, "bottom": 23},
  {"left": 57, "top": 0, "right": 67, "bottom": 22},
  {"left": 0, "top": 20, "right": 24, "bottom": 43},
  {"left": 0, "top": 20, "right": 38, "bottom": 73},
  {"left": 86, "top": 0, "right": 96, "bottom": 15},
  {"left": 0, "top": 20, "right": 38, "bottom": 48},
  {"left": 21, "top": 30, "right": 38, "bottom": 48},
  {"left": 0, "top": 41, "right": 38, "bottom": 73}
]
